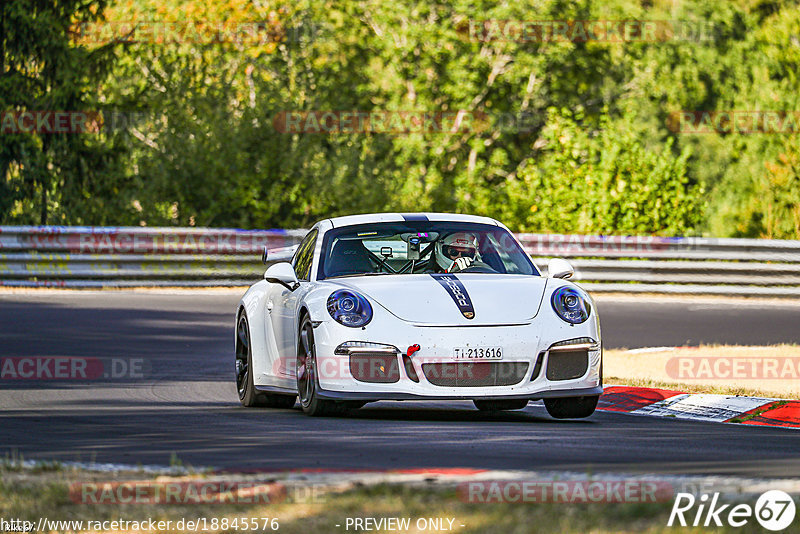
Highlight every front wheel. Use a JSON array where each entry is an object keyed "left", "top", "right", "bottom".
[
  {"left": 296, "top": 316, "right": 350, "bottom": 416},
  {"left": 544, "top": 395, "right": 599, "bottom": 419}
]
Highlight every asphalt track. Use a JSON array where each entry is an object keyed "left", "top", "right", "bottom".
[{"left": 1, "top": 291, "right": 799, "bottom": 477}]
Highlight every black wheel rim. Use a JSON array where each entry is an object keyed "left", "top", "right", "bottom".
[
  {"left": 236, "top": 316, "right": 250, "bottom": 399},
  {"left": 297, "top": 322, "right": 315, "bottom": 407}
]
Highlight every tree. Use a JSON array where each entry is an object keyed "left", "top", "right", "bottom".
[
  {"left": 0, "top": 0, "right": 124, "bottom": 224},
  {"left": 500, "top": 110, "right": 703, "bottom": 235}
]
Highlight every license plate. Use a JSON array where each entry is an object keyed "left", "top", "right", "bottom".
[{"left": 453, "top": 347, "right": 503, "bottom": 360}]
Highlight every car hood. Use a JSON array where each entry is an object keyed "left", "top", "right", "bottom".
[{"left": 327, "top": 274, "right": 548, "bottom": 325}]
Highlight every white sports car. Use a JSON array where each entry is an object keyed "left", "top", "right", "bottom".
[{"left": 235, "top": 213, "right": 602, "bottom": 417}]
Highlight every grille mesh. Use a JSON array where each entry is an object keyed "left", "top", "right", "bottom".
[
  {"left": 349, "top": 354, "right": 401, "bottom": 383},
  {"left": 546, "top": 350, "right": 589, "bottom": 381},
  {"left": 422, "top": 362, "right": 529, "bottom": 387}
]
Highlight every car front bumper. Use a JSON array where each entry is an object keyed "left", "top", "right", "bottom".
[{"left": 310, "top": 316, "right": 602, "bottom": 401}]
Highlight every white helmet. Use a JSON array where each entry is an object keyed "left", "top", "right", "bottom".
[{"left": 436, "top": 232, "right": 478, "bottom": 271}]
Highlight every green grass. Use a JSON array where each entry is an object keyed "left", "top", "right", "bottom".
[{"left": 0, "top": 469, "right": 775, "bottom": 533}]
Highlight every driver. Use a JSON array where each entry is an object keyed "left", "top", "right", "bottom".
[{"left": 435, "top": 232, "right": 479, "bottom": 273}]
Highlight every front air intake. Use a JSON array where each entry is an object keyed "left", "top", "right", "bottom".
[
  {"left": 422, "top": 362, "right": 529, "bottom": 387},
  {"left": 545, "top": 350, "right": 589, "bottom": 381},
  {"left": 349, "top": 353, "right": 401, "bottom": 383}
]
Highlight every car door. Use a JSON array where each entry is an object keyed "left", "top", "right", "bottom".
[{"left": 268, "top": 228, "right": 318, "bottom": 377}]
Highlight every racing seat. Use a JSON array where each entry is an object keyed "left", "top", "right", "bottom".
[{"left": 326, "top": 239, "right": 375, "bottom": 277}]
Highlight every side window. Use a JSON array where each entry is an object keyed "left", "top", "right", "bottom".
[{"left": 292, "top": 229, "right": 318, "bottom": 281}]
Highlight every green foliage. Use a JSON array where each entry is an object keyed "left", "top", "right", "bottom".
[
  {"left": 0, "top": 0, "right": 129, "bottom": 225},
  {"left": 1, "top": 0, "right": 797, "bottom": 237},
  {"left": 737, "top": 138, "right": 800, "bottom": 239},
  {"left": 499, "top": 110, "right": 703, "bottom": 235}
]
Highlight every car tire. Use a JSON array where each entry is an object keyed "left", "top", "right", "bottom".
[
  {"left": 297, "top": 315, "right": 349, "bottom": 417},
  {"left": 543, "top": 395, "right": 599, "bottom": 419},
  {"left": 236, "top": 313, "right": 296, "bottom": 409},
  {"left": 473, "top": 399, "right": 529, "bottom": 411}
]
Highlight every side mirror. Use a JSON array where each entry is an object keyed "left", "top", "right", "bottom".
[
  {"left": 261, "top": 246, "right": 269, "bottom": 265},
  {"left": 264, "top": 262, "right": 300, "bottom": 291},
  {"left": 548, "top": 258, "right": 574, "bottom": 279}
]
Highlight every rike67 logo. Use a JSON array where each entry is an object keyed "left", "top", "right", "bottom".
[{"left": 668, "top": 490, "right": 796, "bottom": 531}]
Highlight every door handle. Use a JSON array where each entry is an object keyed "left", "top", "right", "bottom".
[{"left": 266, "top": 300, "right": 273, "bottom": 312}]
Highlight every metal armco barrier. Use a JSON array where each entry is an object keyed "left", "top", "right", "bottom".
[
  {"left": 1, "top": 226, "right": 800, "bottom": 296},
  {"left": 0, "top": 227, "right": 304, "bottom": 288}
]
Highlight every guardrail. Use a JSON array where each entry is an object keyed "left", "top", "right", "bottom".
[
  {"left": 516, "top": 234, "right": 800, "bottom": 296},
  {"left": 1, "top": 226, "right": 799, "bottom": 296},
  {"left": 0, "top": 227, "right": 303, "bottom": 288}
]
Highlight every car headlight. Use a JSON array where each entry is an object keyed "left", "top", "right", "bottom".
[
  {"left": 551, "top": 286, "right": 591, "bottom": 324},
  {"left": 327, "top": 289, "right": 373, "bottom": 327}
]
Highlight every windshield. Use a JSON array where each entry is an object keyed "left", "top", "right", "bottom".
[{"left": 318, "top": 221, "right": 538, "bottom": 279}]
